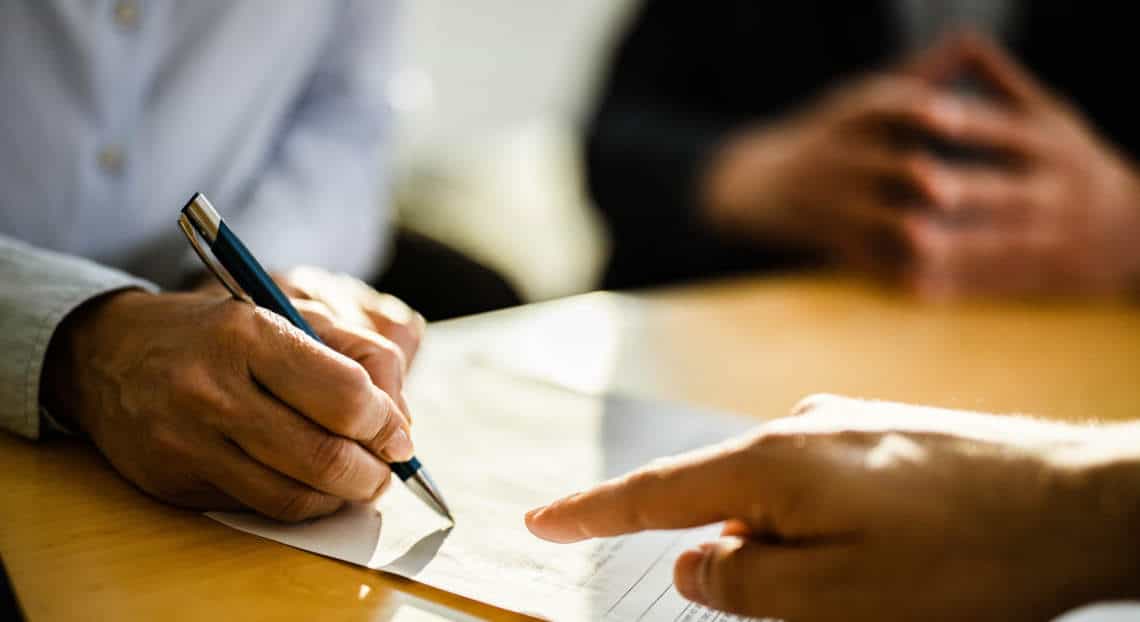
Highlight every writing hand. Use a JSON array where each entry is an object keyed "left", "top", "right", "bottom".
[{"left": 42, "top": 289, "right": 415, "bottom": 521}]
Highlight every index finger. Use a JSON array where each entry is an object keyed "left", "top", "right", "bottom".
[{"left": 525, "top": 438, "right": 759, "bottom": 543}]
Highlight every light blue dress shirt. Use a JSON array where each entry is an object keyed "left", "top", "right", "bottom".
[
  {"left": 0, "top": 0, "right": 399, "bottom": 438},
  {"left": 0, "top": 0, "right": 398, "bottom": 287}
]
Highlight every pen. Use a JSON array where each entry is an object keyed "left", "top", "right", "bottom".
[{"left": 177, "top": 192, "right": 453, "bottom": 522}]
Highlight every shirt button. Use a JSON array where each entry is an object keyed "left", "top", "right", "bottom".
[
  {"left": 113, "top": 0, "right": 141, "bottom": 30},
  {"left": 97, "top": 146, "right": 126, "bottom": 176}
]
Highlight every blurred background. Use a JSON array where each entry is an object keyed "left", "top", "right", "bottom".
[{"left": 388, "top": 0, "right": 638, "bottom": 303}]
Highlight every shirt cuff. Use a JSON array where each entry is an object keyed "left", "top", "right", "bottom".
[{"left": 15, "top": 279, "right": 156, "bottom": 439}]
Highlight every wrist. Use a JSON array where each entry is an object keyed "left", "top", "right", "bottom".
[{"left": 40, "top": 289, "right": 153, "bottom": 436}]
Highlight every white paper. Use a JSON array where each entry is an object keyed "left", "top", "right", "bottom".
[
  {"left": 1054, "top": 604, "right": 1140, "bottom": 622},
  {"left": 209, "top": 362, "right": 762, "bottom": 620}
]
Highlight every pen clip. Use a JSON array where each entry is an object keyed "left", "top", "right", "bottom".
[{"left": 178, "top": 212, "right": 253, "bottom": 304}]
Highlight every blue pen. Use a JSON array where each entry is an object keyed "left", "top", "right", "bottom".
[{"left": 178, "top": 192, "right": 452, "bottom": 521}]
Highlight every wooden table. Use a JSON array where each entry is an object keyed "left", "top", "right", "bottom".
[{"left": 4, "top": 274, "right": 1139, "bottom": 621}]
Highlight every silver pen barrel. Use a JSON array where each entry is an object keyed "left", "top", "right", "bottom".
[{"left": 404, "top": 468, "right": 453, "bottom": 522}]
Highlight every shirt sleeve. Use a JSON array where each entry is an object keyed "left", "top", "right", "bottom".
[
  {"left": 207, "top": 0, "right": 402, "bottom": 281},
  {"left": 0, "top": 235, "right": 156, "bottom": 439}
]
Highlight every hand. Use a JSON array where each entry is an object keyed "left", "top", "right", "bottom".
[
  {"left": 702, "top": 72, "right": 975, "bottom": 277},
  {"left": 41, "top": 289, "right": 415, "bottom": 521},
  {"left": 898, "top": 32, "right": 1140, "bottom": 298},
  {"left": 526, "top": 395, "right": 1140, "bottom": 621}
]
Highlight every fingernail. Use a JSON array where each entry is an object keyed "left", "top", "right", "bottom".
[
  {"left": 523, "top": 506, "right": 546, "bottom": 532},
  {"left": 524, "top": 499, "right": 592, "bottom": 543},
  {"left": 674, "top": 546, "right": 711, "bottom": 603},
  {"left": 387, "top": 428, "right": 414, "bottom": 462}
]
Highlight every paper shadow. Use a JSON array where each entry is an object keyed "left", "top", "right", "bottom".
[{"left": 383, "top": 526, "right": 453, "bottom": 576}]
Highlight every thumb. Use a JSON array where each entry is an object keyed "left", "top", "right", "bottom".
[{"left": 674, "top": 537, "right": 817, "bottom": 618}]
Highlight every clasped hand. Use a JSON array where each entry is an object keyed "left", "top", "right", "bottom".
[{"left": 706, "top": 32, "right": 1140, "bottom": 297}]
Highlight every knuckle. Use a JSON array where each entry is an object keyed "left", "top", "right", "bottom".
[
  {"left": 391, "top": 324, "right": 418, "bottom": 352},
  {"left": 900, "top": 156, "right": 941, "bottom": 200},
  {"left": 903, "top": 221, "right": 938, "bottom": 258},
  {"left": 399, "top": 309, "right": 427, "bottom": 341},
  {"left": 900, "top": 93, "right": 936, "bottom": 125},
  {"left": 374, "top": 340, "right": 407, "bottom": 377},
  {"left": 852, "top": 76, "right": 898, "bottom": 115},
  {"left": 342, "top": 391, "right": 393, "bottom": 445},
  {"left": 336, "top": 366, "right": 377, "bottom": 422},
  {"left": 214, "top": 300, "right": 258, "bottom": 340},
  {"left": 624, "top": 469, "right": 668, "bottom": 528},
  {"left": 310, "top": 435, "right": 357, "bottom": 488},
  {"left": 342, "top": 362, "right": 373, "bottom": 395},
  {"left": 370, "top": 294, "right": 423, "bottom": 334}
]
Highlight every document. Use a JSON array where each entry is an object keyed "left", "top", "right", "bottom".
[{"left": 210, "top": 361, "right": 766, "bottom": 621}]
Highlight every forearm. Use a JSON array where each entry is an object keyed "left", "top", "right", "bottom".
[{"left": 0, "top": 236, "right": 156, "bottom": 438}]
